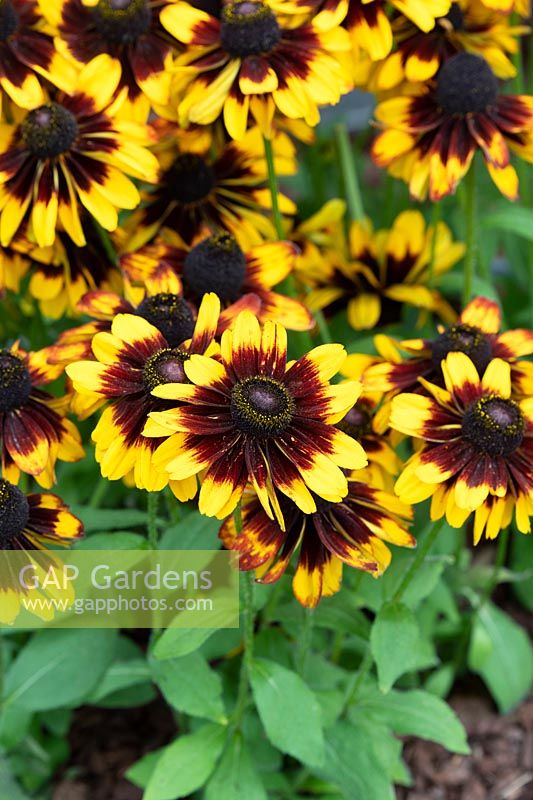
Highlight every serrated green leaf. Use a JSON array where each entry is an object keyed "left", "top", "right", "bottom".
[{"left": 249, "top": 657, "right": 325, "bottom": 768}]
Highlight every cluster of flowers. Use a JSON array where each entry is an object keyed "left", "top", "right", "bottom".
[{"left": 0, "top": 0, "right": 532, "bottom": 613}]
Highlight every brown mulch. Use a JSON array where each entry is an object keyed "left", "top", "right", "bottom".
[
  {"left": 52, "top": 699, "right": 176, "bottom": 800},
  {"left": 398, "top": 693, "right": 533, "bottom": 800}
]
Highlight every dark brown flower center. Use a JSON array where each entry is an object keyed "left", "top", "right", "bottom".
[
  {"left": 0, "top": 0, "right": 17, "bottom": 40},
  {"left": 22, "top": 103, "right": 78, "bottom": 159},
  {"left": 444, "top": 3, "right": 465, "bottom": 30},
  {"left": 436, "top": 53, "right": 498, "bottom": 115},
  {"left": 183, "top": 233, "right": 246, "bottom": 302},
  {"left": 143, "top": 348, "right": 189, "bottom": 390},
  {"left": 171, "top": 154, "right": 216, "bottom": 205},
  {"left": 220, "top": 1, "right": 281, "bottom": 57},
  {"left": 93, "top": 0, "right": 152, "bottom": 44},
  {"left": 231, "top": 376, "right": 294, "bottom": 437},
  {"left": 0, "top": 479, "right": 30, "bottom": 548},
  {"left": 0, "top": 350, "right": 32, "bottom": 412},
  {"left": 462, "top": 396, "right": 525, "bottom": 457},
  {"left": 431, "top": 324, "right": 492, "bottom": 375},
  {"left": 337, "top": 403, "right": 372, "bottom": 440},
  {"left": 136, "top": 294, "right": 195, "bottom": 348}
]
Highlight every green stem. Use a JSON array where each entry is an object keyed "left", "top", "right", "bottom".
[
  {"left": 231, "top": 571, "right": 255, "bottom": 729},
  {"left": 88, "top": 475, "right": 108, "bottom": 508},
  {"left": 263, "top": 135, "right": 285, "bottom": 241},
  {"left": 341, "top": 647, "right": 373, "bottom": 714},
  {"left": 428, "top": 201, "right": 441, "bottom": 289},
  {"left": 147, "top": 491, "right": 159, "bottom": 548},
  {"left": 335, "top": 123, "right": 365, "bottom": 222},
  {"left": 393, "top": 519, "right": 444, "bottom": 603},
  {"left": 462, "top": 160, "right": 477, "bottom": 305}
]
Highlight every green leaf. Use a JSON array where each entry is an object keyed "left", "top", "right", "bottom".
[
  {"left": 357, "top": 688, "right": 469, "bottom": 754},
  {"left": 75, "top": 531, "right": 147, "bottom": 550},
  {"left": 152, "top": 627, "right": 216, "bottom": 660},
  {"left": 150, "top": 652, "right": 226, "bottom": 723},
  {"left": 144, "top": 724, "right": 226, "bottom": 800},
  {"left": 0, "top": 758, "right": 30, "bottom": 800},
  {"left": 89, "top": 658, "right": 151, "bottom": 704},
  {"left": 316, "top": 721, "right": 395, "bottom": 800},
  {"left": 72, "top": 506, "right": 149, "bottom": 533},
  {"left": 481, "top": 204, "right": 533, "bottom": 241},
  {"left": 511, "top": 530, "right": 533, "bottom": 612},
  {"left": 126, "top": 750, "right": 162, "bottom": 789},
  {"left": 370, "top": 602, "right": 420, "bottom": 692},
  {"left": 468, "top": 603, "right": 533, "bottom": 712},
  {"left": 3, "top": 629, "right": 117, "bottom": 711},
  {"left": 249, "top": 657, "right": 325, "bottom": 768},
  {"left": 205, "top": 732, "right": 267, "bottom": 800},
  {"left": 159, "top": 512, "right": 221, "bottom": 550}
]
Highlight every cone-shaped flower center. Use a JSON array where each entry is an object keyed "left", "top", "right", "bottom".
[
  {"left": 338, "top": 403, "right": 371, "bottom": 440},
  {"left": 431, "top": 324, "right": 492, "bottom": 375},
  {"left": 231, "top": 376, "right": 294, "bottom": 436},
  {"left": 136, "top": 294, "right": 194, "bottom": 348},
  {"left": 444, "top": 3, "right": 465, "bottom": 30},
  {"left": 93, "top": 0, "right": 152, "bottom": 44},
  {"left": 172, "top": 154, "right": 216, "bottom": 205},
  {"left": 220, "top": 1, "right": 281, "bottom": 57},
  {"left": 22, "top": 103, "right": 78, "bottom": 159},
  {"left": 183, "top": 233, "right": 247, "bottom": 301},
  {"left": 0, "top": 351, "right": 32, "bottom": 412},
  {"left": 0, "top": 0, "right": 18, "bottom": 40},
  {"left": 462, "top": 396, "right": 525, "bottom": 457},
  {"left": 143, "top": 348, "right": 189, "bottom": 390},
  {"left": 436, "top": 53, "right": 498, "bottom": 115},
  {"left": 0, "top": 479, "right": 30, "bottom": 548}
]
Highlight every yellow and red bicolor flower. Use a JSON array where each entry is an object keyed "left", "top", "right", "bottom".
[
  {"left": 159, "top": 0, "right": 352, "bottom": 140},
  {"left": 300, "top": 209, "right": 463, "bottom": 331},
  {"left": 478, "top": 0, "right": 530, "bottom": 12},
  {"left": 0, "top": 0, "right": 77, "bottom": 108},
  {"left": 366, "top": 0, "right": 530, "bottom": 91},
  {"left": 362, "top": 296, "right": 533, "bottom": 400},
  {"left": 0, "top": 342, "right": 84, "bottom": 488},
  {"left": 144, "top": 311, "right": 367, "bottom": 528},
  {"left": 66, "top": 293, "right": 221, "bottom": 497},
  {"left": 122, "top": 232, "right": 314, "bottom": 332},
  {"left": 372, "top": 52, "right": 533, "bottom": 201},
  {"left": 124, "top": 124, "right": 296, "bottom": 251},
  {"left": 0, "top": 246, "right": 31, "bottom": 299},
  {"left": 9, "top": 218, "right": 123, "bottom": 319},
  {"left": 0, "top": 479, "right": 83, "bottom": 624},
  {"left": 219, "top": 480, "right": 414, "bottom": 607},
  {"left": 391, "top": 352, "right": 533, "bottom": 542},
  {"left": 41, "top": 0, "right": 184, "bottom": 121},
  {"left": 0, "top": 54, "right": 159, "bottom": 249}
]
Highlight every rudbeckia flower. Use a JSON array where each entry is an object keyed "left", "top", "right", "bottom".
[
  {"left": 0, "top": 479, "right": 83, "bottom": 624},
  {"left": 0, "top": 0, "right": 76, "bottom": 108},
  {"left": 42, "top": 0, "right": 184, "bottom": 121},
  {"left": 372, "top": 52, "right": 533, "bottom": 201},
  {"left": 219, "top": 480, "right": 414, "bottom": 607},
  {"left": 0, "top": 54, "right": 159, "bottom": 249},
  {"left": 367, "top": 0, "right": 529, "bottom": 90},
  {"left": 300, "top": 209, "right": 463, "bottom": 330},
  {"left": 362, "top": 296, "right": 533, "bottom": 399},
  {"left": 479, "top": 0, "right": 529, "bottom": 12},
  {"left": 0, "top": 342, "right": 84, "bottom": 488},
  {"left": 159, "top": 0, "right": 352, "bottom": 140},
  {"left": 124, "top": 124, "right": 296, "bottom": 250},
  {"left": 66, "top": 293, "right": 221, "bottom": 496},
  {"left": 122, "top": 232, "right": 314, "bottom": 332},
  {"left": 391, "top": 352, "right": 533, "bottom": 542},
  {"left": 0, "top": 246, "right": 30, "bottom": 298},
  {"left": 10, "top": 218, "right": 122, "bottom": 319},
  {"left": 144, "top": 311, "right": 367, "bottom": 527}
]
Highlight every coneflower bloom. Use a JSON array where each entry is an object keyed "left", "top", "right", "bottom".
[
  {"left": 160, "top": 0, "right": 352, "bottom": 139},
  {"left": 66, "top": 293, "right": 221, "bottom": 497},
  {"left": 372, "top": 52, "right": 533, "bottom": 201},
  {"left": 0, "top": 479, "right": 83, "bottom": 624},
  {"left": 0, "top": 54, "right": 159, "bottom": 248},
  {"left": 367, "top": 0, "right": 529, "bottom": 90},
  {"left": 43, "top": 0, "right": 184, "bottom": 120},
  {"left": 145, "top": 311, "right": 367, "bottom": 527},
  {"left": 220, "top": 481, "right": 414, "bottom": 607},
  {"left": 391, "top": 352, "right": 533, "bottom": 542},
  {"left": 362, "top": 296, "right": 533, "bottom": 399},
  {"left": 0, "top": 342, "right": 84, "bottom": 488},
  {"left": 0, "top": 0, "right": 76, "bottom": 108},
  {"left": 301, "top": 210, "right": 463, "bottom": 330}
]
